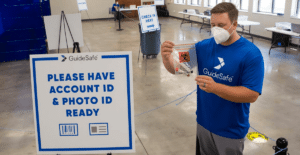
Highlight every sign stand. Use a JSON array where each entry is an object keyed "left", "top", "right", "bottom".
[
  {"left": 72, "top": 42, "right": 81, "bottom": 53},
  {"left": 58, "top": 11, "right": 81, "bottom": 53}
]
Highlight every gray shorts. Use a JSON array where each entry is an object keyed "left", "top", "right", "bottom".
[{"left": 196, "top": 123, "right": 245, "bottom": 155}]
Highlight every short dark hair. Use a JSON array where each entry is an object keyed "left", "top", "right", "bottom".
[{"left": 211, "top": 2, "right": 238, "bottom": 23}]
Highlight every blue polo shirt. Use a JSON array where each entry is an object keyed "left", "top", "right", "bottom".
[
  {"left": 112, "top": 3, "right": 120, "bottom": 12},
  {"left": 195, "top": 36, "right": 264, "bottom": 139}
]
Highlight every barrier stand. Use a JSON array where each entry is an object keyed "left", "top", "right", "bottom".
[
  {"left": 116, "top": 8, "right": 123, "bottom": 31},
  {"left": 116, "top": 10, "right": 136, "bottom": 31},
  {"left": 273, "top": 137, "right": 290, "bottom": 155}
]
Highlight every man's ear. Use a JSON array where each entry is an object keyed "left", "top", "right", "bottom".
[
  {"left": 233, "top": 20, "right": 238, "bottom": 27},
  {"left": 232, "top": 20, "right": 238, "bottom": 31}
]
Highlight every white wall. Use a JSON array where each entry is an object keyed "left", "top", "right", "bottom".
[
  {"left": 50, "top": 0, "right": 115, "bottom": 19},
  {"left": 166, "top": 0, "right": 300, "bottom": 42},
  {"left": 50, "top": 0, "right": 155, "bottom": 19}
]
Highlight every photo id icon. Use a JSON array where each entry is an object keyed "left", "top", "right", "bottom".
[{"left": 89, "top": 123, "right": 109, "bottom": 136}]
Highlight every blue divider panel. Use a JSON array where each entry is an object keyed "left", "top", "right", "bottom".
[{"left": 0, "top": 0, "right": 51, "bottom": 62}]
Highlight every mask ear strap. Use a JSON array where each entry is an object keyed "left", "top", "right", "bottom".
[
  {"left": 228, "top": 21, "right": 236, "bottom": 35},
  {"left": 230, "top": 29, "right": 235, "bottom": 36},
  {"left": 228, "top": 21, "right": 234, "bottom": 30}
]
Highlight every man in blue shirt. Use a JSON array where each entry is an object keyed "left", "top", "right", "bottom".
[
  {"left": 112, "top": 0, "right": 120, "bottom": 21},
  {"left": 161, "top": 2, "right": 264, "bottom": 155}
]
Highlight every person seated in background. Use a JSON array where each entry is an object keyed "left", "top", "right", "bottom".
[{"left": 112, "top": 0, "right": 120, "bottom": 21}]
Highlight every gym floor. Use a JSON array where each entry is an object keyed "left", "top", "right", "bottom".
[{"left": 0, "top": 17, "right": 299, "bottom": 155}]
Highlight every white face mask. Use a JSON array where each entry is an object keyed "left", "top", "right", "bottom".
[
  {"left": 116, "top": 2, "right": 118, "bottom": 4},
  {"left": 211, "top": 23, "right": 234, "bottom": 44}
]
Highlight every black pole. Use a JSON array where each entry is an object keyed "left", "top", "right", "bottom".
[
  {"left": 117, "top": 9, "right": 123, "bottom": 31},
  {"left": 58, "top": 12, "right": 63, "bottom": 53},
  {"left": 272, "top": 137, "right": 289, "bottom": 155},
  {"left": 62, "top": 12, "right": 69, "bottom": 53},
  {"left": 62, "top": 11, "right": 75, "bottom": 43}
]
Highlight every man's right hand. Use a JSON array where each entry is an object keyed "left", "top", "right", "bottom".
[
  {"left": 161, "top": 41, "right": 175, "bottom": 60},
  {"left": 161, "top": 41, "right": 176, "bottom": 74}
]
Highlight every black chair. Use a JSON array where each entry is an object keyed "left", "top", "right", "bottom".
[
  {"left": 204, "top": 10, "right": 211, "bottom": 16},
  {"left": 157, "top": 6, "right": 169, "bottom": 17},
  {"left": 109, "top": 7, "right": 112, "bottom": 14}
]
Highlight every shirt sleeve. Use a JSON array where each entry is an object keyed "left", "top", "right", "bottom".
[{"left": 241, "top": 52, "right": 265, "bottom": 95}]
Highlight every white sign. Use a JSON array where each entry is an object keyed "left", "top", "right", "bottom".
[
  {"left": 154, "top": 0, "right": 165, "bottom": 5},
  {"left": 30, "top": 52, "right": 135, "bottom": 154},
  {"left": 77, "top": 0, "right": 88, "bottom": 11},
  {"left": 44, "top": 13, "right": 84, "bottom": 50},
  {"left": 138, "top": 5, "right": 160, "bottom": 33}
]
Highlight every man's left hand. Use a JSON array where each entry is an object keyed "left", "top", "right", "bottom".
[{"left": 195, "top": 75, "right": 217, "bottom": 93}]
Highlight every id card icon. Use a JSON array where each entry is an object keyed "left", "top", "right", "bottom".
[{"left": 89, "top": 123, "right": 109, "bottom": 136}]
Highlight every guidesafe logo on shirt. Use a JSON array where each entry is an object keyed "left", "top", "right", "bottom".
[
  {"left": 203, "top": 57, "right": 234, "bottom": 82},
  {"left": 203, "top": 68, "right": 234, "bottom": 82},
  {"left": 214, "top": 57, "right": 225, "bottom": 70}
]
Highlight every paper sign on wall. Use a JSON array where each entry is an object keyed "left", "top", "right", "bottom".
[
  {"left": 30, "top": 52, "right": 135, "bottom": 154},
  {"left": 154, "top": 0, "right": 165, "bottom": 5},
  {"left": 77, "top": 0, "right": 88, "bottom": 11},
  {"left": 138, "top": 5, "right": 160, "bottom": 33}
]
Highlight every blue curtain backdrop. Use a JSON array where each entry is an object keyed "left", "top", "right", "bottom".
[{"left": 0, "top": 0, "right": 51, "bottom": 62}]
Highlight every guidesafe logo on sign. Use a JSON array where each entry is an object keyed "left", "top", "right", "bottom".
[{"left": 61, "top": 55, "right": 98, "bottom": 62}]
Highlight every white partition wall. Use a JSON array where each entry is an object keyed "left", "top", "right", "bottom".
[{"left": 50, "top": 0, "right": 115, "bottom": 19}]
